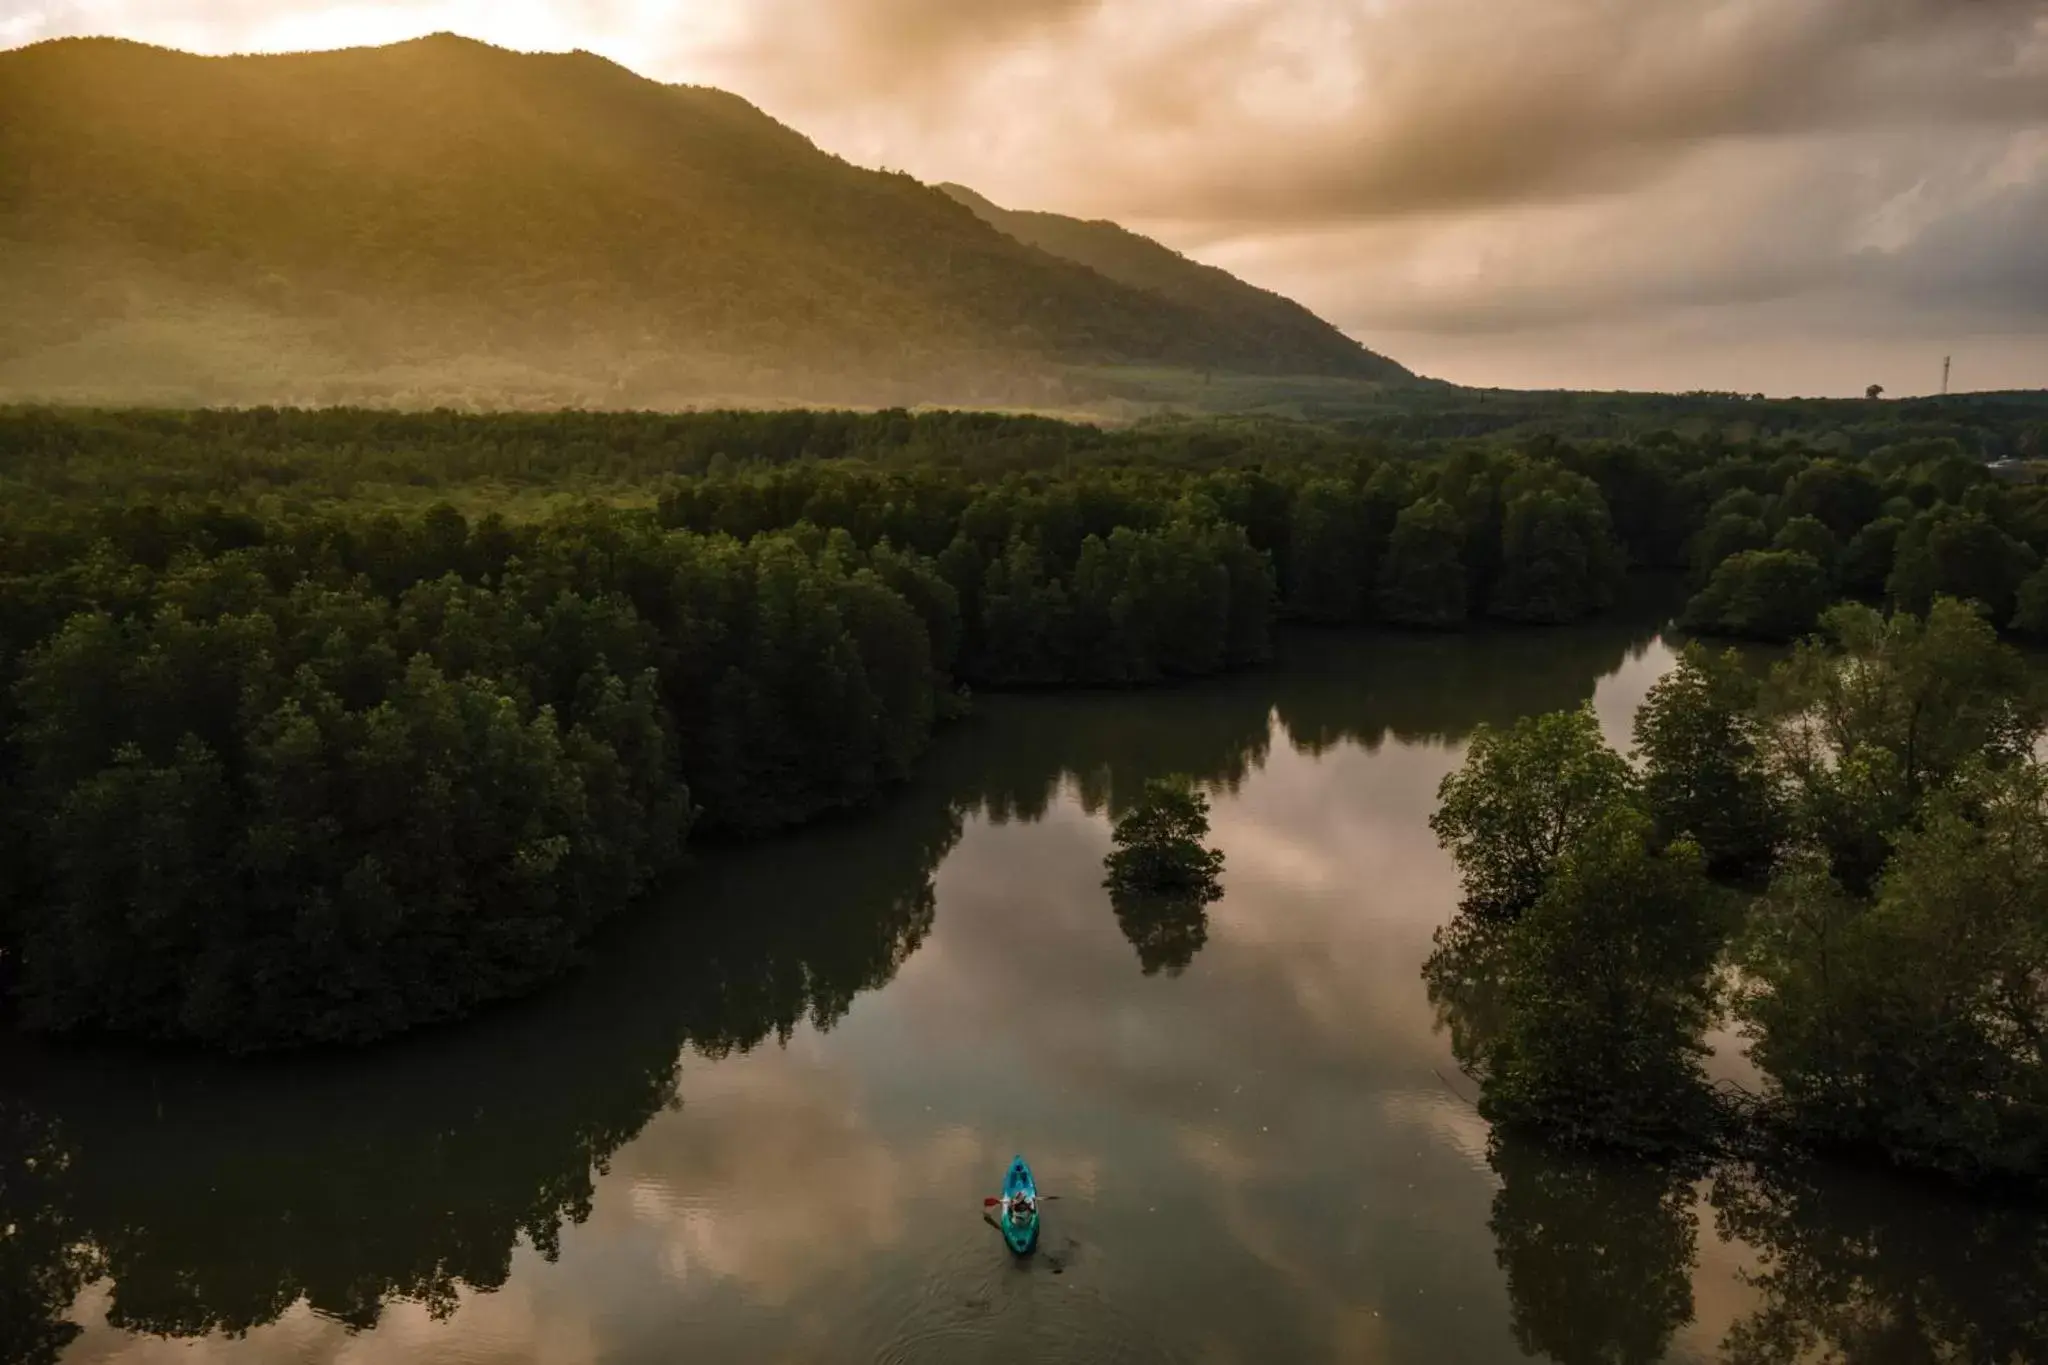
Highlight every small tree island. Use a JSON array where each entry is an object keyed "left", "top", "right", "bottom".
[{"left": 1104, "top": 777, "right": 1226, "bottom": 976}]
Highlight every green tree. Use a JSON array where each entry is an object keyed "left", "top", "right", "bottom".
[
  {"left": 1738, "top": 766, "right": 2048, "bottom": 1182},
  {"left": 1781, "top": 461, "right": 1883, "bottom": 540},
  {"left": 975, "top": 535, "right": 1071, "bottom": 684},
  {"left": 1474, "top": 807, "right": 1724, "bottom": 1152},
  {"left": 1632, "top": 644, "right": 1780, "bottom": 879},
  {"left": 1376, "top": 496, "right": 1468, "bottom": 628},
  {"left": 1488, "top": 467, "right": 1624, "bottom": 625},
  {"left": 1888, "top": 508, "right": 2038, "bottom": 623},
  {"left": 1690, "top": 510, "right": 1770, "bottom": 585},
  {"left": 1680, "top": 550, "right": 1829, "bottom": 642},
  {"left": 1771, "top": 515, "right": 1839, "bottom": 581},
  {"left": 1429, "top": 705, "right": 1635, "bottom": 918},
  {"left": 1283, "top": 477, "right": 1367, "bottom": 623},
  {"left": 1760, "top": 599, "right": 2040, "bottom": 893},
  {"left": 1568, "top": 443, "right": 1691, "bottom": 569},
  {"left": 1837, "top": 515, "right": 1902, "bottom": 599},
  {"left": 1422, "top": 912, "right": 1517, "bottom": 1077},
  {"left": 1103, "top": 775, "right": 1225, "bottom": 895},
  {"left": 2012, "top": 561, "right": 2048, "bottom": 639}
]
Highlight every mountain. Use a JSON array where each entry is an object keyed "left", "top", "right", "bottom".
[
  {"left": 0, "top": 35, "right": 1409, "bottom": 408},
  {"left": 937, "top": 183, "right": 1386, "bottom": 379}
]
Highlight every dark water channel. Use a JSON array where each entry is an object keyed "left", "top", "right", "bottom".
[{"left": 8, "top": 587, "right": 2042, "bottom": 1364}]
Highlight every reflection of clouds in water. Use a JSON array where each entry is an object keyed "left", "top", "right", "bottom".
[
  {"left": 884, "top": 627, "right": 1694, "bottom": 1358},
  {"left": 50, "top": 618, "right": 1705, "bottom": 1365},
  {"left": 1211, "top": 740, "right": 1461, "bottom": 917},
  {"left": 600, "top": 1047, "right": 986, "bottom": 1304},
  {"left": 912, "top": 632, "right": 1686, "bottom": 1131},
  {"left": 1205, "top": 739, "right": 1465, "bottom": 1055}
]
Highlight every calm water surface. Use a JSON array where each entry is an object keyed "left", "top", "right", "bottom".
[{"left": 10, "top": 592, "right": 2042, "bottom": 1364}]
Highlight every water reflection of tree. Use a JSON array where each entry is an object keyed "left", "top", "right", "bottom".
[
  {"left": 1712, "top": 1158, "right": 2048, "bottom": 1365},
  {"left": 950, "top": 687, "right": 1274, "bottom": 827},
  {"left": 1487, "top": 1135, "right": 1702, "bottom": 1365},
  {"left": 0, "top": 1108, "right": 103, "bottom": 1365},
  {"left": 1108, "top": 885, "right": 1218, "bottom": 977},
  {"left": 0, "top": 793, "right": 960, "bottom": 1347},
  {"left": 1435, "top": 906, "right": 1705, "bottom": 1365},
  {"left": 1421, "top": 912, "right": 1516, "bottom": 1080},
  {"left": 1275, "top": 586, "right": 1670, "bottom": 756},
  {"left": 0, "top": 596, "right": 1678, "bottom": 1349}
]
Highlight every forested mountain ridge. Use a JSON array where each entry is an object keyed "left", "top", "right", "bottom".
[
  {"left": 936, "top": 183, "right": 1397, "bottom": 381},
  {"left": 0, "top": 35, "right": 1407, "bottom": 408}
]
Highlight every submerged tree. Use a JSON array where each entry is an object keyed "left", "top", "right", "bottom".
[
  {"left": 1737, "top": 764, "right": 2048, "bottom": 1182},
  {"left": 1430, "top": 705, "right": 1635, "bottom": 919},
  {"left": 1473, "top": 808, "right": 1726, "bottom": 1154},
  {"left": 1632, "top": 643, "right": 1781, "bottom": 880},
  {"left": 1104, "top": 775, "right": 1225, "bottom": 895},
  {"left": 1104, "top": 776, "right": 1224, "bottom": 976},
  {"left": 1759, "top": 597, "right": 2040, "bottom": 895}
]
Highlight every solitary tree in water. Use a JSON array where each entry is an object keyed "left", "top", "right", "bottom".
[
  {"left": 1105, "top": 777, "right": 1225, "bottom": 976},
  {"left": 1106, "top": 776, "right": 1225, "bottom": 894}
]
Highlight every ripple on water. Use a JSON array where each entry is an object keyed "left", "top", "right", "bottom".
[{"left": 860, "top": 1225, "right": 1188, "bottom": 1365}]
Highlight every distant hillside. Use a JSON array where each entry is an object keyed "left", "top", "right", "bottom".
[
  {"left": 0, "top": 35, "right": 1408, "bottom": 408},
  {"left": 937, "top": 183, "right": 1401, "bottom": 382}
]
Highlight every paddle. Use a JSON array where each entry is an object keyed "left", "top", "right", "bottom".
[{"left": 984, "top": 1195, "right": 1061, "bottom": 1205}]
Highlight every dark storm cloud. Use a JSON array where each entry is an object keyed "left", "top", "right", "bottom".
[
  {"left": 714, "top": 0, "right": 2048, "bottom": 222},
  {"left": 1165, "top": 0, "right": 2048, "bottom": 222}
]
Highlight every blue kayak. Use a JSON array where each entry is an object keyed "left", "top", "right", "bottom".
[{"left": 996, "top": 1154, "right": 1039, "bottom": 1255}]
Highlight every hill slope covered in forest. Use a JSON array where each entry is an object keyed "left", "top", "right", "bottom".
[
  {"left": 0, "top": 34, "right": 1409, "bottom": 408},
  {"left": 937, "top": 182, "right": 1375, "bottom": 376}
]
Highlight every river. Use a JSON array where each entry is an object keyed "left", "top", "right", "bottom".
[{"left": 8, "top": 586, "right": 2041, "bottom": 1365}]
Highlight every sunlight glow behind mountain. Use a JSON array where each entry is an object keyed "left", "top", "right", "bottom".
[{"left": 4, "top": 0, "right": 2045, "bottom": 396}]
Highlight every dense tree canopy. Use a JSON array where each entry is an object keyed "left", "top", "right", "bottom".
[
  {"left": 1680, "top": 549, "right": 1831, "bottom": 641},
  {"left": 1429, "top": 706, "right": 1636, "bottom": 918},
  {"left": 5, "top": 399, "right": 2048, "bottom": 1049},
  {"left": 1465, "top": 808, "right": 1725, "bottom": 1153},
  {"left": 1632, "top": 644, "right": 1779, "bottom": 879},
  {"left": 1431, "top": 594, "right": 2048, "bottom": 1186}
]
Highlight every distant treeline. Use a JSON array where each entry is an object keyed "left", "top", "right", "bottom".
[
  {"left": 4, "top": 396, "right": 2045, "bottom": 488},
  {"left": 3, "top": 401, "right": 2048, "bottom": 1050},
  {"left": 1671, "top": 436, "right": 2048, "bottom": 642}
]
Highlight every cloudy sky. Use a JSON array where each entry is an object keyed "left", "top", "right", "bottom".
[{"left": 5, "top": 0, "right": 2046, "bottom": 394}]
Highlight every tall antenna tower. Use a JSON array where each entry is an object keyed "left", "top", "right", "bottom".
[{"left": 1942, "top": 355, "right": 1951, "bottom": 396}]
